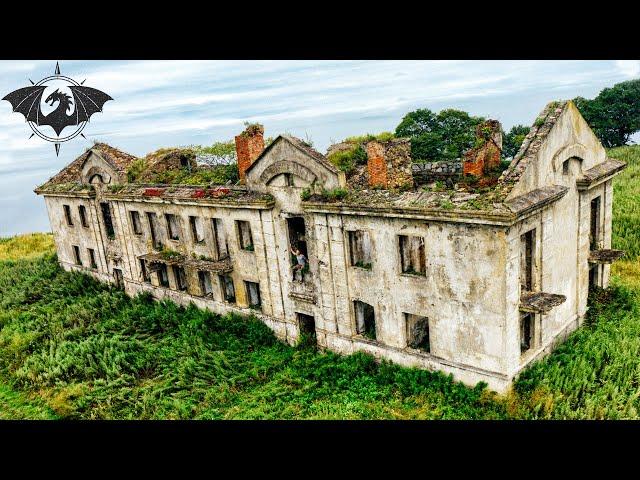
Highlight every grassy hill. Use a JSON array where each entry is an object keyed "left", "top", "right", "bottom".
[{"left": 0, "top": 146, "right": 638, "bottom": 419}]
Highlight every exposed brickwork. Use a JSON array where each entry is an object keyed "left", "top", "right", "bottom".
[
  {"left": 235, "top": 125, "right": 265, "bottom": 183},
  {"left": 463, "top": 120, "right": 502, "bottom": 177},
  {"left": 366, "top": 139, "right": 413, "bottom": 189}
]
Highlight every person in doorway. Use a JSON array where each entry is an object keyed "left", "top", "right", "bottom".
[{"left": 291, "top": 245, "right": 307, "bottom": 282}]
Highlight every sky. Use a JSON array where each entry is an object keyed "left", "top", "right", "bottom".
[{"left": 0, "top": 59, "right": 638, "bottom": 236}]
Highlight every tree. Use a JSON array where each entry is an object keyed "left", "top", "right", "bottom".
[
  {"left": 502, "top": 124, "right": 530, "bottom": 159},
  {"left": 395, "top": 108, "right": 485, "bottom": 161},
  {"left": 574, "top": 79, "right": 640, "bottom": 148}
]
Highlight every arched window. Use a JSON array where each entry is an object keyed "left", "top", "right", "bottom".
[{"left": 89, "top": 174, "right": 105, "bottom": 184}]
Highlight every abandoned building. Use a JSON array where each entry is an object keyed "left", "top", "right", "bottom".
[{"left": 35, "top": 100, "right": 627, "bottom": 392}]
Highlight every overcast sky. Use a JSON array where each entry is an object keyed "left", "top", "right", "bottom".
[{"left": 0, "top": 60, "right": 638, "bottom": 236}]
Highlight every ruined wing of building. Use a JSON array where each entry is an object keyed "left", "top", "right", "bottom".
[{"left": 35, "top": 101, "right": 627, "bottom": 392}]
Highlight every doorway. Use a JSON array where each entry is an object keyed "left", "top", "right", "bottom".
[{"left": 297, "top": 312, "right": 316, "bottom": 346}]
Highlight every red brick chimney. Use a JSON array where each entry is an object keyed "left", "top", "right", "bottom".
[
  {"left": 463, "top": 120, "right": 502, "bottom": 177},
  {"left": 235, "top": 123, "right": 265, "bottom": 183},
  {"left": 366, "top": 138, "right": 413, "bottom": 189}
]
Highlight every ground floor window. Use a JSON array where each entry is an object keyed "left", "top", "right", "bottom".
[
  {"left": 245, "top": 281, "right": 261, "bottom": 310},
  {"left": 198, "top": 271, "right": 213, "bottom": 297},
  {"left": 88, "top": 248, "right": 97, "bottom": 269},
  {"left": 172, "top": 265, "right": 188, "bottom": 291},
  {"left": 158, "top": 264, "right": 170, "bottom": 288},
  {"left": 405, "top": 313, "right": 430, "bottom": 352},
  {"left": 589, "top": 264, "right": 600, "bottom": 290},
  {"left": 520, "top": 312, "right": 534, "bottom": 354},
  {"left": 219, "top": 275, "right": 236, "bottom": 303},
  {"left": 139, "top": 259, "right": 150, "bottom": 283},
  {"left": 72, "top": 245, "right": 82, "bottom": 266},
  {"left": 354, "top": 300, "right": 376, "bottom": 340}
]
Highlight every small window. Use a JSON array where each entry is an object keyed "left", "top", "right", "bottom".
[
  {"left": 158, "top": 264, "right": 170, "bottom": 288},
  {"left": 212, "top": 218, "right": 228, "bottom": 259},
  {"left": 236, "top": 220, "right": 254, "bottom": 251},
  {"left": 245, "top": 281, "right": 261, "bottom": 310},
  {"left": 520, "top": 312, "right": 534, "bottom": 354},
  {"left": 172, "top": 265, "right": 188, "bottom": 291},
  {"left": 139, "top": 259, "right": 150, "bottom": 283},
  {"left": 78, "top": 205, "right": 89, "bottom": 228},
  {"left": 88, "top": 248, "right": 97, "bottom": 269},
  {"left": 130, "top": 211, "right": 143, "bottom": 235},
  {"left": 219, "top": 274, "right": 236, "bottom": 303},
  {"left": 165, "top": 214, "right": 181, "bottom": 241},
  {"left": 354, "top": 300, "right": 376, "bottom": 340},
  {"left": 100, "top": 202, "right": 115, "bottom": 239},
  {"left": 348, "top": 230, "right": 372, "bottom": 269},
  {"left": 72, "top": 245, "right": 82, "bottom": 266},
  {"left": 284, "top": 173, "right": 294, "bottom": 186},
  {"left": 146, "top": 212, "right": 162, "bottom": 249},
  {"left": 189, "top": 216, "right": 205, "bottom": 244},
  {"left": 398, "top": 235, "right": 426, "bottom": 275},
  {"left": 63, "top": 205, "right": 74, "bottom": 226},
  {"left": 520, "top": 229, "right": 535, "bottom": 292},
  {"left": 405, "top": 313, "right": 430, "bottom": 352},
  {"left": 198, "top": 271, "right": 213, "bottom": 297},
  {"left": 562, "top": 159, "right": 570, "bottom": 175},
  {"left": 590, "top": 196, "right": 601, "bottom": 250}
]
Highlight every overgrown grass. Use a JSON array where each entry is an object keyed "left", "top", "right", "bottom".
[{"left": 0, "top": 233, "right": 54, "bottom": 262}]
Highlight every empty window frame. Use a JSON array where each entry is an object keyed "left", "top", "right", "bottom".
[
  {"left": 520, "top": 312, "right": 534, "bottom": 354},
  {"left": 245, "top": 281, "right": 261, "bottom": 309},
  {"left": 165, "top": 214, "right": 181, "bottom": 241},
  {"left": 219, "top": 274, "right": 236, "bottom": 303},
  {"left": 398, "top": 235, "right": 426, "bottom": 275},
  {"left": 158, "top": 264, "right": 170, "bottom": 288},
  {"left": 590, "top": 196, "right": 601, "bottom": 250},
  {"left": 211, "top": 218, "right": 228, "bottom": 259},
  {"left": 562, "top": 159, "right": 570, "bottom": 175},
  {"left": 198, "top": 271, "right": 214, "bottom": 297},
  {"left": 520, "top": 229, "right": 535, "bottom": 292},
  {"left": 139, "top": 259, "right": 150, "bottom": 283},
  {"left": 78, "top": 205, "right": 89, "bottom": 228},
  {"left": 172, "top": 265, "right": 188, "bottom": 291},
  {"left": 405, "top": 313, "right": 430, "bottom": 352},
  {"left": 146, "top": 212, "right": 162, "bottom": 249},
  {"left": 348, "top": 230, "right": 372, "bottom": 269},
  {"left": 236, "top": 220, "right": 254, "bottom": 251},
  {"left": 63, "top": 204, "right": 74, "bottom": 226},
  {"left": 100, "top": 202, "right": 115, "bottom": 239},
  {"left": 72, "top": 245, "right": 82, "bottom": 266},
  {"left": 130, "top": 210, "right": 143, "bottom": 235},
  {"left": 354, "top": 300, "right": 376, "bottom": 340},
  {"left": 87, "top": 248, "right": 97, "bottom": 269},
  {"left": 189, "top": 216, "right": 205, "bottom": 244}
]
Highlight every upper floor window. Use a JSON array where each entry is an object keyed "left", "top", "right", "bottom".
[
  {"left": 189, "top": 216, "right": 205, "bottom": 244},
  {"left": 78, "top": 205, "right": 89, "bottom": 228},
  {"left": 236, "top": 220, "right": 254, "bottom": 251},
  {"left": 63, "top": 205, "right": 74, "bottom": 226},
  {"left": 165, "top": 213, "right": 181, "bottom": 241},
  {"left": 520, "top": 229, "right": 535, "bottom": 292},
  {"left": 212, "top": 218, "right": 228, "bottom": 259},
  {"left": 562, "top": 159, "right": 570, "bottom": 175},
  {"left": 348, "top": 230, "right": 372, "bottom": 269},
  {"left": 100, "top": 202, "right": 115, "bottom": 239},
  {"left": 398, "top": 235, "right": 426, "bottom": 276},
  {"left": 146, "top": 212, "right": 162, "bottom": 250},
  {"left": 130, "top": 211, "right": 143, "bottom": 235}
]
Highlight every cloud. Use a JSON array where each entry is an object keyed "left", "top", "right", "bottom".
[{"left": 615, "top": 60, "right": 640, "bottom": 78}]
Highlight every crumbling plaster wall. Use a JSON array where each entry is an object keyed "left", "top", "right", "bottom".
[{"left": 310, "top": 211, "right": 510, "bottom": 387}]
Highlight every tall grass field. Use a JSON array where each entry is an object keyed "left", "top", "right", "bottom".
[{"left": 0, "top": 146, "right": 638, "bottom": 419}]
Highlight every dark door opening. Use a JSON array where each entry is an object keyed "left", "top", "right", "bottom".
[
  {"left": 113, "top": 268, "right": 124, "bottom": 289},
  {"left": 297, "top": 312, "right": 316, "bottom": 347},
  {"left": 287, "top": 217, "right": 307, "bottom": 257},
  {"left": 589, "top": 264, "right": 600, "bottom": 290}
]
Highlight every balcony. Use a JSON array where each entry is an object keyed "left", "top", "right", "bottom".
[
  {"left": 588, "top": 249, "right": 625, "bottom": 265},
  {"left": 520, "top": 291, "right": 566, "bottom": 314}
]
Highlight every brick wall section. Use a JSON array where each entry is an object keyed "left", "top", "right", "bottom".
[
  {"left": 366, "top": 138, "right": 414, "bottom": 189},
  {"left": 235, "top": 125, "right": 265, "bottom": 183},
  {"left": 463, "top": 120, "right": 502, "bottom": 177}
]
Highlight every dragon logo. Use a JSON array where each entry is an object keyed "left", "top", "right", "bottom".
[{"left": 2, "top": 62, "right": 112, "bottom": 156}]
